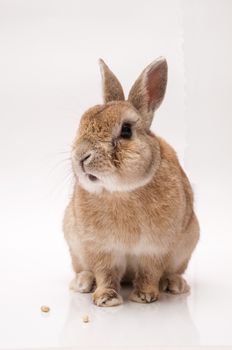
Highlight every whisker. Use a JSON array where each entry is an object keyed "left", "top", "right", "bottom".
[
  {"left": 49, "top": 167, "right": 75, "bottom": 199},
  {"left": 55, "top": 150, "right": 71, "bottom": 154},
  {"left": 48, "top": 157, "right": 72, "bottom": 175}
]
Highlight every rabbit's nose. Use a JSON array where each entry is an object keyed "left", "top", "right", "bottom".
[{"left": 80, "top": 153, "right": 91, "bottom": 172}]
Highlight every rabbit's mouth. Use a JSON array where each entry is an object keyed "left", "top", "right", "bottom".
[{"left": 86, "top": 173, "right": 98, "bottom": 182}]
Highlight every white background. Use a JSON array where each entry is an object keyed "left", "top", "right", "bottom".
[{"left": 0, "top": 0, "right": 232, "bottom": 349}]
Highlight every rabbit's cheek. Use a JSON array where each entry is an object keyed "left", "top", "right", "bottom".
[{"left": 87, "top": 156, "right": 115, "bottom": 176}]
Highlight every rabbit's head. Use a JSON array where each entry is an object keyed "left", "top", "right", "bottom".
[{"left": 72, "top": 58, "right": 168, "bottom": 193}]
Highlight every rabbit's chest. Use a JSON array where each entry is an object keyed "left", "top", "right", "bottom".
[
  {"left": 91, "top": 206, "right": 165, "bottom": 257},
  {"left": 81, "top": 194, "right": 167, "bottom": 257},
  {"left": 103, "top": 233, "right": 165, "bottom": 257}
]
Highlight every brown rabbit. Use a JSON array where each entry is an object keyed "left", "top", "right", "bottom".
[{"left": 63, "top": 58, "right": 199, "bottom": 307}]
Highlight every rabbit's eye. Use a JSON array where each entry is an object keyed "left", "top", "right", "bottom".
[{"left": 120, "top": 123, "right": 132, "bottom": 139}]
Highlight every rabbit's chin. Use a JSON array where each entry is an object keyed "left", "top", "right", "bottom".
[
  {"left": 77, "top": 171, "right": 154, "bottom": 194},
  {"left": 78, "top": 173, "right": 104, "bottom": 194}
]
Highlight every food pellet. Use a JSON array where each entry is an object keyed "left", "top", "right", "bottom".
[
  {"left": 82, "top": 314, "right": 89, "bottom": 323},
  {"left": 41, "top": 305, "right": 50, "bottom": 313}
]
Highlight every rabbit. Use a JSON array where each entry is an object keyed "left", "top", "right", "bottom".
[{"left": 63, "top": 57, "right": 200, "bottom": 307}]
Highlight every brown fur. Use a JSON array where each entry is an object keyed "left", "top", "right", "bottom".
[{"left": 63, "top": 58, "right": 199, "bottom": 306}]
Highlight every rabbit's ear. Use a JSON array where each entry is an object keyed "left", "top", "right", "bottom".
[
  {"left": 99, "top": 59, "right": 125, "bottom": 103},
  {"left": 128, "top": 57, "right": 167, "bottom": 129}
]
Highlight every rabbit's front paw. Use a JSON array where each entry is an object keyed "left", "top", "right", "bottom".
[
  {"left": 129, "top": 288, "right": 159, "bottom": 303},
  {"left": 69, "top": 271, "right": 95, "bottom": 293},
  {"left": 93, "top": 288, "right": 123, "bottom": 307},
  {"left": 160, "top": 274, "right": 190, "bottom": 294}
]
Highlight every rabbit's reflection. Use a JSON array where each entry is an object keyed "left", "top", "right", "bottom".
[{"left": 60, "top": 287, "right": 199, "bottom": 347}]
